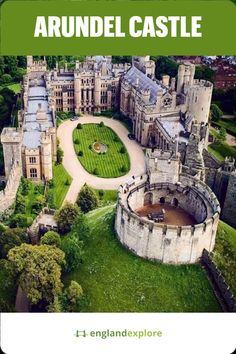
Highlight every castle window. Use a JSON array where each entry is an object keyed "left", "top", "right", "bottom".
[
  {"left": 29, "top": 157, "right": 36, "bottom": 164},
  {"left": 30, "top": 168, "right": 37, "bottom": 178}
]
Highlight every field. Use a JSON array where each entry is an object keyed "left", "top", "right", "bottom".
[
  {"left": 73, "top": 123, "right": 130, "bottom": 178},
  {"left": 50, "top": 164, "right": 72, "bottom": 209},
  {"left": 64, "top": 205, "right": 221, "bottom": 312},
  {"left": 208, "top": 141, "right": 236, "bottom": 162},
  {"left": 213, "top": 221, "right": 236, "bottom": 297}
]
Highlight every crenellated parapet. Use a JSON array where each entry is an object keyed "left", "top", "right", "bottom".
[{"left": 115, "top": 173, "right": 220, "bottom": 264}]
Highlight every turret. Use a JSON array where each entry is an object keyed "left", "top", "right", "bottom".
[
  {"left": 1, "top": 128, "right": 23, "bottom": 180},
  {"left": 40, "top": 131, "right": 52, "bottom": 180}
]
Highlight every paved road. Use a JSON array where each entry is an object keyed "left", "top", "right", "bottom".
[{"left": 57, "top": 116, "right": 146, "bottom": 203}]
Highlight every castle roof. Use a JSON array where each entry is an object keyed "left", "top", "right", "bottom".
[
  {"left": 123, "top": 66, "right": 167, "bottom": 104},
  {"left": 23, "top": 80, "right": 53, "bottom": 149}
]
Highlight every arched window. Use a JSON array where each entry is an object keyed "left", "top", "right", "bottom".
[{"left": 30, "top": 168, "right": 37, "bottom": 178}]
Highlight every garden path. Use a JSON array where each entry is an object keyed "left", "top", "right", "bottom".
[{"left": 57, "top": 115, "right": 146, "bottom": 204}]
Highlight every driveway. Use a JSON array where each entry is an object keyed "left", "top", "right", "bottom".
[{"left": 57, "top": 115, "right": 146, "bottom": 204}]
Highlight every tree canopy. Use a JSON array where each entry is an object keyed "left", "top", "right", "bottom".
[
  {"left": 8, "top": 244, "right": 65, "bottom": 307},
  {"left": 76, "top": 184, "right": 98, "bottom": 213},
  {"left": 55, "top": 202, "right": 80, "bottom": 234}
]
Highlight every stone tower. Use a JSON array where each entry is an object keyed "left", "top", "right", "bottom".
[
  {"left": 177, "top": 63, "right": 195, "bottom": 94},
  {"left": 132, "top": 56, "right": 155, "bottom": 77},
  {"left": 1, "top": 128, "right": 23, "bottom": 180},
  {"left": 40, "top": 130, "right": 53, "bottom": 180}
]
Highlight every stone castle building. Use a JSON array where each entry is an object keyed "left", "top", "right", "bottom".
[
  {"left": 0, "top": 55, "right": 235, "bottom": 229},
  {"left": 115, "top": 149, "right": 220, "bottom": 264}
]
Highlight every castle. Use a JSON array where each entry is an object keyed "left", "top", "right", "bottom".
[{"left": 0, "top": 55, "right": 235, "bottom": 233}]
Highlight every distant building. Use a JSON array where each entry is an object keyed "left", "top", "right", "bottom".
[{"left": 213, "top": 64, "right": 236, "bottom": 90}]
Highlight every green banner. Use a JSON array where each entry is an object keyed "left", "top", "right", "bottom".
[{"left": 0, "top": 0, "right": 236, "bottom": 55}]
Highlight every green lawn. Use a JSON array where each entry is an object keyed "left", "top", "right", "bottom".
[
  {"left": 73, "top": 123, "right": 130, "bottom": 178},
  {"left": 213, "top": 118, "right": 236, "bottom": 137},
  {"left": 64, "top": 205, "right": 221, "bottom": 312},
  {"left": 213, "top": 221, "right": 236, "bottom": 297},
  {"left": 208, "top": 141, "right": 236, "bottom": 162},
  {"left": 7, "top": 83, "right": 21, "bottom": 94},
  {"left": 50, "top": 164, "right": 72, "bottom": 209},
  {"left": 91, "top": 187, "right": 117, "bottom": 207}
]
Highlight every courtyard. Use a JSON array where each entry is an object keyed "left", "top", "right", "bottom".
[
  {"left": 57, "top": 116, "right": 146, "bottom": 203},
  {"left": 73, "top": 123, "right": 130, "bottom": 178},
  {"left": 135, "top": 203, "right": 196, "bottom": 226}
]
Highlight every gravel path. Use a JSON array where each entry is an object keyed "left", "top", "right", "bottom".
[{"left": 57, "top": 116, "right": 146, "bottom": 203}]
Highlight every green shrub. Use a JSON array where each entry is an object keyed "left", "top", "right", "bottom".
[
  {"left": 57, "top": 147, "right": 64, "bottom": 164},
  {"left": 120, "top": 165, "right": 127, "bottom": 173},
  {"left": 78, "top": 150, "right": 83, "bottom": 157},
  {"left": 40, "top": 231, "right": 61, "bottom": 248},
  {"left": 113, "top": 136, "right": 119, "bottom": 142},
  {"left": 77, "top": 123, "right": 82, "bottom": 129},
  {"left": 120, "top": 146, "right": 126, "bottom": 154},
  {"left": 65, "top": 178, "right": 71, "bottom": 186},
  {"left": 93, "top": 167, "right": 99, "bottom": 175},
  {"left": 99, "top": 121, "right": 104, "bottom": 127},
  {"left": 98, "top": 190, "right": 104, "bottom": 199},
  {"left": 48, "top": 179, "right": 55, "bottom": 188},
  {"left": 74, "top": 138, "right": 80, "bottom": 145},
  {"left": 77, "top": 184, "right": 99, "bottom": 213}
]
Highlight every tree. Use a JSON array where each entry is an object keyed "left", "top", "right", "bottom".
[
  {"left": 77, "top": 184, "right": 98, "bottom": 213},
  {"left": 0, "top": 259, "right": 17, "bottom": 311},
  {"left": 1, "top": 74, "right": 12, "bottom": 83},
  {"left": 62, "top": 281, "right": 83, "bottom": 312},
  {"left": 61, "top": 235, "right": 83, "bottom": 273},
  {"left": 8, "top": 244, "right": 65, "bottom": 307},
  {"left": 0, "top": 227, "right": 28, "bottom": 259},
  {"left": 151, "top": 56, "right": 178, "bottom": 79},
  {"left": 71, "top": 212, "right": 90, "bottom": 240},
  {"left": 40, "top": 231, "right": 61, "bottom": 248},
  {"left": 195, "top": 65, "right": 215, "bottom": 83},
  {"left": 31, "top": 195, "right": 46, "bottom": 213},
  {"left": 9, "top": 214, "right": 32, "bottom": 228},
  {"left": 15, "top": 193, "right": 27, "bottom": 213},
  {"left": 55, "top": 202, "right": 80, "bottom": 234},
  {"left": 210, "top": 103, "right": 223, "bottom": 122},
  {"left": 56, "top": 147, "right": 64, "bottom": 164},
  {"left": 217, "top": 127, "right": 227, "bottom": 142}
]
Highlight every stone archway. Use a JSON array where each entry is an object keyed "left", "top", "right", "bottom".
[
  {"left": 144, "top": 192, "right": 153, "bottom": 206},
  {"left": 160, "top": 197, "right": 165, "bottom": 204},
  {"left": 172, "top": 197, "right": 179, "bottom": 207}
]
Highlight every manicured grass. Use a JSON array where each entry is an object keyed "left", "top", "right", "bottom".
[
  {"left": 7, "top": 83, "right": 21, "bottom": 94},
  {"left": 51, "top": 164, "right": 72, "bottom": 209},
  {"left": 91, "top": 187, "right": 117, "bottom": 207},
  {"left": 213, "top": 221, "right": 236, "bottom": 297},
  {"left": 64, "top": 206, "right": 221, "bottom": 312},
  {"left": 213, "top": 118, "right": 236, "bottom": 137},
  {"left": 73, "top": 123, "right": 130, "bottom": 178},
  {"left": 208, "top": 141, "right": 236, "bottom": 162}
]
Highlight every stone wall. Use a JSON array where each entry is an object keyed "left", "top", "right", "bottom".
[
  {"left": 221, "top": 174, "right": 236, "bottom": 228},
  {"left": 201, "top": 249, "right": 236, "bottom": 312},
  {"left": 115, "top": 174, "right": 220, "bottom": 264},
  {"left": 0, "top": 161, "right": 22, "bottom": 215}
]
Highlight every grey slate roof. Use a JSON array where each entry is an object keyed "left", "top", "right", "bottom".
[
  {"left": 23, "top": 79, "right": 53, "bottom": 149},
  {"left": 123, "top": 66, "right": 167, "bottom": 104}
]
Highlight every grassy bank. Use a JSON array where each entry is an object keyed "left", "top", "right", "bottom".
[{"left": 65, "top": 206, "right": 221, "bottom": 312}]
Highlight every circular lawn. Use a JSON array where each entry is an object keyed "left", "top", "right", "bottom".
[{"left": 73, "top": 123, "right": 130, "bottom": 178}]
